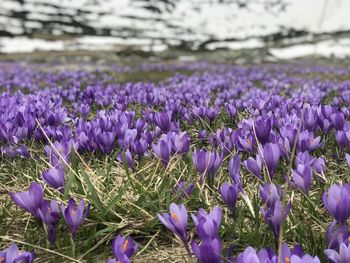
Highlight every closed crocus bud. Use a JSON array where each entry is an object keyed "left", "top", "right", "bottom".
[
  {"left": 154, "top": 111, "right": 172, "bottom": 133},
  {"left": 292, "top": 164, "right": 313, "bottom": 193},
  {"left": 244, "top": 155, "right": 262, "bottom": 179},
  {"left": 191, "top": 237, "right": 222, "bottom": 263},
  {"left": 117, "top": 150, "right": 135, "bottom": 170},
  {"left": 226, "top": 104, "right": 237, "bottom": 118},
  {"left": 322, "top": 184, "right": 350, "bottom": 226},
  {"left": 220, "top": 182, "right": 239, "bottom": 215},
  {"left": 98, "top": 131, "right": 116, "bottom": 154},
  {"left": 254, "top": 118, "right": 272, "bottom": 144},
  {"left": 152, "top": 139, "right": 172, "bottom": 166},
  {"left": 331, "top": 112, "right": 345, "bottom": 131},
  {"left": 79, "top": 104, "right": 90, "bottom": 118},
  {"left": 192, "top": 149, "right": 222, "bottom": 183},
  {"left": 41, "top": 167, "right": 65, "bottom": 190},
  {"left": 0, "top": 243, "right": 35, "bottom": 263},
  {"left": 173, "top": 181, "right": 195, "bottom": 199},
  {"left": 157, "top": 203, "right": 188, "bottom": 243},
  {"left": 10, "top": 182, "right": 44, "bottom": 218},
  {"left": 261, "top": 200, "right": 291, "bottom": 238},
  {"left": 259, "top": 143, "right": 280, "bottom": 177},
  {"left": 206, "top": 107, "right": 219, "bottom": 122},
  {"left": 313, "top": 157, "right": 326, "bottom": 174},
  {"left": 228, "top": 154, "right": 242, "bottom": 189},
  {"left": 336, "top": 131, "right": 349, "bottom": 149},
  {"left": 198, "top": 130, "right": 208, "bottom": 140},
  {"left": 61, "top": 198, "right": 90, "bottom": 238}
]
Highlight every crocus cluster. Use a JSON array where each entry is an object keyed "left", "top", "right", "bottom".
[
  {"left": 5, "top": 60, "right": 350, "bottom": 262},
  {"left": 10, "top": 182, "right": 90, "bottom": 243},
  {"left": 260, "top": 183, "right": 291, "bottom": 238}
]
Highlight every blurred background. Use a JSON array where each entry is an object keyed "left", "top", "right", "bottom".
[{"left": 1, "top": 0, "right": 350, "bottom": 60}]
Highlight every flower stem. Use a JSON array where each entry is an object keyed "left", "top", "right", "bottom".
[
  {"left": 69, "top": 234, "right": 76, "bottom": 258},
  {"left": 183, "top": 241, "right": 192, "bottom": 258}
]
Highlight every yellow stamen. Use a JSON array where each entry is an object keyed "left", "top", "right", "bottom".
[
  {"left": 123, "top": 240, "right": 129, "bottom": 251},
  {"left": 71, "top": 209, "right": 76, "bottom": 217},
  {"left": 285, "top": 256, "right": 291, "bottom": 263}
]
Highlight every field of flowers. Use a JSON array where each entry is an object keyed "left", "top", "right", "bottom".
[{"left": 1, "top": 60, "right": 350, "bottom": 262}]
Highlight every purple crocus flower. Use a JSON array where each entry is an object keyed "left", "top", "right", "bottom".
[
  {"left": 171, "top": 131, "right": 190, "bottom": 155},
  {"left": 345, "top": 153, "right": 350, "bottom": 168},
  {"left": 323, "top": 184, "right": 350, "bottom": 226},
  {"left": 192, "top": 207, "right": 222, "bottom": 240},
  {"left": 280, "top": 243, "right": 304, "bottom": 262},
  {"left": 117, "top": 150, "right": 135, "bottom": 170},
  {"left": 261, "top": 200, "right": 291, "bottom": 238},
  {"left": 254, "top": 118, "right": 272, "bottom": 144},
  {"left": 259, "top": 143, "right": 280, "bottom": 177},
  {"left": 298, "top": 131, "right": 322, "bottom": 152},
  {"left": 238, "top": 134, "right": 256, "bottom": 153},
  {"left": 260, "top": 183, "right": 282, "bottom": 207},
  {"left": 291, "top": 164, "right": 313, "bottom": 193},
  {"left": 157, "top": 203, "right": 188, "bottom": 243},
  {"left": 313, "top": 157, "right": 326, "bottom": 175},
  {"left": 152, "top": 138, "right": 172, "bottom": 166},
  {"left": 244, "top": 155, "right": 263, "bottom": 179},
  {"left": 79, "top": 103, "right": 90, "bottom": 118},
  {"left": 192, "top": 149, "right": 222, "bottom": 183},
  {"left": 236, "top": 246, "right": 274, "bottom": 263},
  {"left": 331, "top": 112, "right": 345, "bottom": 131},
  {"left": 229, "top": 154, "right": 242, "bottom": 189},
  {"left": 61, "top": 198, "right": 90, "bottom": 237},
  {"left": 154, "top": 111, "right": 172, "bottom": 133},
  {"left": 173, "top": 181, "right": 195, "bottom": 199},
  {"left": 326, "top": 221, "right": 349, "bottom": 249},
  {"left": 226, "top": 104, "right": 237, "bottom": 118},
  {"left": 290, "top": 255, "right": 320, "bottom": 263},
  {"left": 336, "top": 131, "right": 349, "bottom": 150},
  {"left": 41, "top": 167, "right": 65, "bottom": 190},
  {"left": 198, "top": 130, "right": 208, "bottom": 140},
  {"left": 98, "top": 131, "right": 116, "bottom": 154},
  {"left": 220, "top": 182, "right": 239, "bottom": 215},
  {"left": 44, "top": 140, "right": 73, "bottom": 168},
  {"left": 10, "top": 182, "right": 44, "bottom": 218},
  {"left": 0, "top": 243, "right": 35, "bottom": 263},
  {"left": 325, "top": 243, "right": 350, "bottom": 263},
  {"left": 191, "top": 237, "right": 222, "bottom": 263},
  {"left": 38, "top": 200, "right": 60, "bottom": 244},
  {"left": 109, "top": 235, "right": 138, "bottom": 262}
]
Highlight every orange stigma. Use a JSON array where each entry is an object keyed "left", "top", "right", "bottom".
[
  {"left": 123, "top": 240, "right": 129, "bottom": 251},
  {"left": 71, "top": 209, "right": 76, "bottom": 217},
  {"left": 171, "top": 213, "right": 178, "bottom": 221},
  {"left": 285, "top": 256, "right": 291, "bottom": 263}
]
